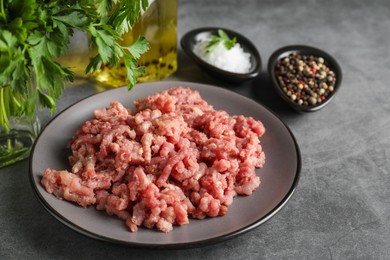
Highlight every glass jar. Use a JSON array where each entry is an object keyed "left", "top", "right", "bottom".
[
  {"left": 0, "top": 79, "right": 40, "bottom": 168},
  {"left": 91, "top": 0, "right": 178, "bottom": 88}
]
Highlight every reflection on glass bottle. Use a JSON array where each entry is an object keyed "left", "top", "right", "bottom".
[{"left": 92, "top": 0, "right": 178, "bottom": 88}]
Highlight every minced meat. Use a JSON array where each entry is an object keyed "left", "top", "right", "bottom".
[{"left": 41, "top": 86, "right": 266, "bottom": 233}]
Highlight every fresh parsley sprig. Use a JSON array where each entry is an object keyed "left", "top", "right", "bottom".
[
  {"left": 206, "top": 29, "right": 237, "bottom": 53},
  {"left": 0, "top": 0, "right": 150, "bottom": 131}
]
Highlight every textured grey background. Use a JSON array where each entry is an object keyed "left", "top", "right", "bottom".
[{"left": 1, "top": 0, "right": 390, "bottom": 259}]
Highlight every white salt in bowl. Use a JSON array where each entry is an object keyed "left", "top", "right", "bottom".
[{"left": 181, "top": 27, "right": 262, "bottom": 83}]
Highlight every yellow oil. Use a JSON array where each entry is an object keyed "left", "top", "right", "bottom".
[
  {"left": 56, "top": 30, "right": 90, "bottom": 78},
  {"left": 91, "top": 0, "right": 178, "bottom": 88}
]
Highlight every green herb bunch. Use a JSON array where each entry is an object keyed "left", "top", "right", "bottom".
[{"left": 0, "top": 0, "right": 150, "bottom": 131}]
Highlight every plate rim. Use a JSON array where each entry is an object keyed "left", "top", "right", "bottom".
[{"left": 29, "top": 80, "right": 301, "bottom": 249}]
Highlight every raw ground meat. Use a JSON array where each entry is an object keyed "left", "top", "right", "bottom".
[{"left": 41, "top": 86, "right": 266, "bottom": 233}]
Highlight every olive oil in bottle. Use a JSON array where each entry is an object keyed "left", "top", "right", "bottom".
[
  {"left": 56, "top": 30, "right": 90, "bottom": 78},
  {"left": 91, "top": 0, "right": 178, "bottom": 88}
]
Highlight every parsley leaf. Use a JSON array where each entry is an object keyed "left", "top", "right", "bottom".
[
  {"left": 52, "top": 9, "right": 90, "bottom": 29},
  {"left": 122, "top": 36, "right": 150, "bottom": 89},
  {"left": 126, "top": 36, "right": 150, "bottom": 59},
  {"left": 206, "top": 29, "right": 237, "bottom": 53}
]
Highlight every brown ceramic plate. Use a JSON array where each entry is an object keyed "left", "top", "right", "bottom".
[{"left": 29, "top": 81, "right": 301, "bottom": 248}]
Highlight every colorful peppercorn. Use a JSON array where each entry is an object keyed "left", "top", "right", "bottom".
[{"left": 274, "top": 53, "right": 337, "bottom": 106}]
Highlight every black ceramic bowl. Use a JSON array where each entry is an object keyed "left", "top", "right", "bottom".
[
  {"left": 268, "top": 45, "right": 342, "bottom": 112},
  {"left": 181, "top": 27, "right": 261, "bottom": 83}
]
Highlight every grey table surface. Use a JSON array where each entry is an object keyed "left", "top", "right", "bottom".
[{"left": 1, "top": 0, "right": 390, "bottom": 259}]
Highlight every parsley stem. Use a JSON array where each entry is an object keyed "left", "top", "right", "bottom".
[
  {"left": 0, "top": 0, "right": 6, "bottom": 22},
  {"left": 0, "top": 87, "right": 11, "bottom": 132}
]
